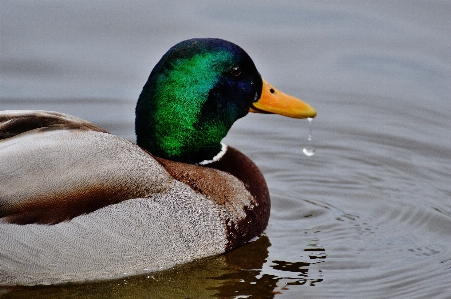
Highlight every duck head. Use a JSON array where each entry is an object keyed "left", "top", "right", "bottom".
[{"left": 136, "top": 38, "right": 316, "bottom": 163}]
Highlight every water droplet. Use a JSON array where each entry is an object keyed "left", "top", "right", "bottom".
[
  {"left": 303, "top": 146, "right": 315, "bottom": 157},
  {"left": 303, "top": 117, "right": 315, "bottom": 157}
]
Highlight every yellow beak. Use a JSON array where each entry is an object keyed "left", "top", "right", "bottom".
[{"left": 249, "top": 79, "right": 317, "bottom": 118}]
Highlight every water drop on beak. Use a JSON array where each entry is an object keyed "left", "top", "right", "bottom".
[{"left": 303, "top": 117, "right": 315, "bottom": 157}]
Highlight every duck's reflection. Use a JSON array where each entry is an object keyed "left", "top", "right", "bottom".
[
  {"left": 270, "top": 249, "right": 326, "bottom": 288},
  {"left": 2, "top": 235, "right": 325, "bottom": 299},
  {"left": 208, "top": 235, "right": 278, "bottom": 298}
]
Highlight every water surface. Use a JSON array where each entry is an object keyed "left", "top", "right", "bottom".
[{"left": 1, "top": 1, "right": 450, "bottom": 298}]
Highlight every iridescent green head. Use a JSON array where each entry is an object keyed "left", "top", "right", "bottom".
[{"left": 136, "top": 38, "right": 263, "bottom": 163}]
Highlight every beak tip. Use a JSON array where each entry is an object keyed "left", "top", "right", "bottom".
[
  {"left": 298, "top": 106, "right": 317, "bottom": 119},
  {"left": 309, "top": 109, "right": 317, "bottom": 118}
]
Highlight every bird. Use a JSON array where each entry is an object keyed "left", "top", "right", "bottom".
[{"left": 0, "top": 38, "right": 316, "bottom": 286}]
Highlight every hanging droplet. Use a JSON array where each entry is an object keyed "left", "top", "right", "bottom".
[
  {"left": 303, "top": 146, "right": 315, "bottom": 157},
  {"left": 303, "top": 117, "right": 315, "bottom": 157}
]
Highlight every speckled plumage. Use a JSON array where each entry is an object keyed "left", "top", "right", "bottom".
[{"left": 0, "top": 110, "right": 268, "bottom": 285}]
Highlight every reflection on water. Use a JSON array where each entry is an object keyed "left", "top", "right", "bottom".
[
  {"left": 1, "top": 236, "right": 327, "bottom": 298},
  {"left": 271, "top": 248, "right": 326, "bottom": 286}
]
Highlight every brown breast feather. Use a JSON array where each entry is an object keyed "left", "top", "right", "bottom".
[{"left": 155, "top": 147, "right": 270, "bottom": 250}]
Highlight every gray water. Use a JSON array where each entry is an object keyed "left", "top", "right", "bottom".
[{"left": 1, "top": 1, "right": 450, "bottom": 298}]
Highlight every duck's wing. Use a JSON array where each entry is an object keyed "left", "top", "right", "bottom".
[
  {"left": 0, "top": 110, "right": 108, "bottom": 140},
  {"left": 0, "top": 110, "right": 173, "bottom": 224}
]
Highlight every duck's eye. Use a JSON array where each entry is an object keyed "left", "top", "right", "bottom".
[{"left": 230, "top": 65, "right": 242, "bottom": 76}]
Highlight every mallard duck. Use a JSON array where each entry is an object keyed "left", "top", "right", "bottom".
[{"left": 0, "top": 38, "right": 316, "bottom": 286}]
